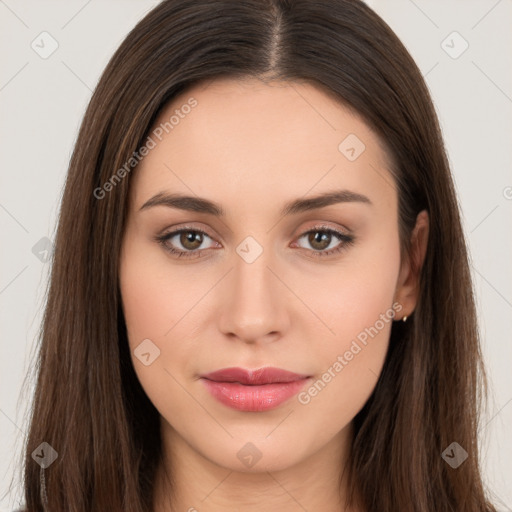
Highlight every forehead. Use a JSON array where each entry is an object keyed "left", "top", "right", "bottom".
[{"left": 131, "top": 77, "right": 396, "bottom": 213}]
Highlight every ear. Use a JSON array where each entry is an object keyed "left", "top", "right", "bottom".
[{"left": 394, "top": 210, "right": 429, "bottom": 318}]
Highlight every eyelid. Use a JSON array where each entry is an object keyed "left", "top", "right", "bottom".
[
  {"left": 294, "top": 221, "right": 352, "bottom": 238},
  {"left": 158, "top": 220, "right": 351, "bottom": 241},
  {"left": 157, "top": 223, "right": 218, "bottom": 241}
]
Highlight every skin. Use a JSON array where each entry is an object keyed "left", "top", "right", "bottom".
[{"left": 119, "top": 77, "right": 429, "bottom": 511}]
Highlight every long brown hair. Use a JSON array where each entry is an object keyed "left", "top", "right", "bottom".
[{"left": 14, "top": 0, "right": 496, "bottom": 510}]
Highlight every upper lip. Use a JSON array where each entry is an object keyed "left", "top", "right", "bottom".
[{"left": 201, "top": 367, "right": 310, "bottom": 385}]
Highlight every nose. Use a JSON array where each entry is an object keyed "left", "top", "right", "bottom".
[{"left": 217, "top": 242, "right": 290, "bottom": 345}]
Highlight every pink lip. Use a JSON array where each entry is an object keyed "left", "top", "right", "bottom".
[{"left": 200, "top": 367, "right": 311, "bottom": 412}]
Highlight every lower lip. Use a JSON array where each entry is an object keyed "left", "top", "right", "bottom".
[{"left": 201, "top": 378, "right": 310, "bottom": 412}]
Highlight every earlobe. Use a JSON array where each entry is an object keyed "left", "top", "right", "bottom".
[{"left": 394, "top": 210, "right": 429, "bottom": 318}]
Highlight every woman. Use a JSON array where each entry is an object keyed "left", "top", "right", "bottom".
[{"left": 15, "top": 0, "right": 497, "bottom": 510}]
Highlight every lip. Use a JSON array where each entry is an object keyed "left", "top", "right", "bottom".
[{"left": 200, "top": 367, "right": 311, "bottom": 412}]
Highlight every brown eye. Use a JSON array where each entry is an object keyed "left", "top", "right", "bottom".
[
  {"left": 294, "top": 226, "right": 355, "bottom": 258},
  {"left": 156, "top": 225, "right": 354, "bottom": 260},
  {"left": 156, "top": 227, "right": 217, "bottom": 258},
  {"left": 307, "top": 231, "right": 332, "bottom": 251},
  {"left": 179, "top": 231, "right": 204, "bottom": 251}
]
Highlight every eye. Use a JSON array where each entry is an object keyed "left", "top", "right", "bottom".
[
  {"left": 155, "top": 224, "right": 354, "bottom": 259},
  {"left": 292, "top": 225, "right": 354, "bottom": 258},
  {"left": 155, "top": 226, "right": 218, "bottom": 259}
]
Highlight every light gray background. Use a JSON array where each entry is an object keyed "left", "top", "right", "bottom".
[{"left": 1, "top": 1, "right": 511, "bottom": 510}]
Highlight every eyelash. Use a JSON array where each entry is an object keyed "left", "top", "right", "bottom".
[{"left": 154, "top": 224, "right": 355, "bottom": 259}]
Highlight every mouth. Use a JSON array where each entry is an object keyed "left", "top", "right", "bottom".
[{"left": 200, "top": 367, "right": 312, "bottom": 412}]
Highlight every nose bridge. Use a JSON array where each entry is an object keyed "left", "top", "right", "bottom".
[
  {"left": 234, "top": 239, "right": 273, "bottom": 302},
  {"left": 218, "top": 234, "right": 287, "bottom": 342}
]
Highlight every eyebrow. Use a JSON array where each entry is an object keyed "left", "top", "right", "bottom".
[{"left": 139, "top": 189, "right": 372, "bottom": 216}]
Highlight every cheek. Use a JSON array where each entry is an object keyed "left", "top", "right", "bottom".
[
  {"left": 119, "top": 235, "right": 198, "bottom": 341},
  {"left": 297, "top": 232, "right": 401, "bottom": 415},
  {"left": 306, "top": 225, "right": 400, "bottom": 341},
  {"left": 119, "top": 237, "right": 190, "bottom": 389},
  {"left": 120, "top": 271, "right": 172, "bottom": 340},
  {"left": 119, "top": 245, "right": 199, "bottom": 422}
]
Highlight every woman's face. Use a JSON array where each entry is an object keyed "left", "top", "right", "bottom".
[{"left": 119, "top": 77, "right": 418, "bottom": 474}]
